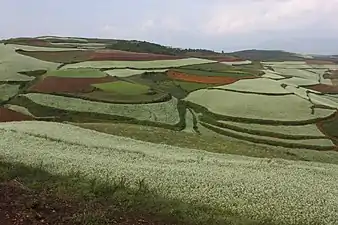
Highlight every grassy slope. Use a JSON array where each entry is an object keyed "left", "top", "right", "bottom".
[
  {"left": 46, "top": 68, "right": 107, "bottom": 78},
  {"left": 92, "top": 81, "right": 150, "bottom": 95}
]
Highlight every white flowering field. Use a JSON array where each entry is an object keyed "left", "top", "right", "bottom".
[
  {"left": 62, "top": 58, "right": 216, "bottom": 69},
  {"left": 213, "top": 78, "right": 292, "bottom": 94},
  {"left": 185, "top": 89, "right": 335, "bottom": 122},
  {"left": 22, "top": 93, "right": 180, "bottom": 125},
  {"left": 0, "top": 121, "right": 338, "bottom": 225}
]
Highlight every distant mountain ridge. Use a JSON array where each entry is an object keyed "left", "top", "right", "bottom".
[{"left": 1, "top": 36, "right": 337, "bottom": 62}]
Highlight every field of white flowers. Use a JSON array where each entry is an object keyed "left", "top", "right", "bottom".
[
  {"left": 0, "top": 121, "right": 338, "bottom": 225},
  {"left": 185, "top": 89, "right": 336, "bottom": 122},
  {"left": 22, "top": 93, "right": 181, "bottom": 125}
]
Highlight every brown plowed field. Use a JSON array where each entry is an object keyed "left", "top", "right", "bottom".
[
  {"left": 167, "top": 70, "right": 254, "bottom": 84},
  {"left": 306, "top": 84, "right": 338, "bottom": 94},
  {"left": 306, "top": 60, "right": 335, "bottom": 65},
  {"left": 29, "top": 76, "right": 117, "bottom": 94},
  {"left": 0, "top": 108, "right": 34, "bottom": 122}
]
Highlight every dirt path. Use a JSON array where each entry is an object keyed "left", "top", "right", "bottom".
[{"left": 0, "top": 180, "right": 171, "bottom": 225}]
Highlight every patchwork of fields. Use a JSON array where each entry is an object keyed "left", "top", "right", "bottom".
[{"left": 1, "top": 37, "right": 338, "bottom": 224}]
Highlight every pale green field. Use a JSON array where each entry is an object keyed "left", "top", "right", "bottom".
[
  {"left": 185, "top": 89, "right": 336, "bottom": 122},
  {"left": 8, "top": 44, "right": 81, "bottom": 51},
  {"left": 213, "top": 78, "right": 291, "bottom": 94},
  {"left": 1, "top": 121, "right": 338, "bottom": 225},
  {"left": 0, "top": 84, "right": 20, "bottom": 102},
  {"left": 46, "top": 68, "right": 107, "bottom": 78},
  {"left": 3, "top": 104, "right": 35, "bottom": 117},
  {"left": 0, "top": 44, "right": 59, "bottom": 79},
  {"left": 281, "top": 77, "right": 320, "bottom": 86},
  {"left": 22, "top": 93, "right": 180, "bottom": 125},
  {"left": 261, "top": 70, "right": 285, "bottom": 80},
  {"left": 105, "top": 68, "right": 168, "bottom": 77},
  {"left": 92, "top": 81, "right": 150, "bottom": 95},
  {"left": 62, "top": 58, "right": 216, "bottom": 69}
]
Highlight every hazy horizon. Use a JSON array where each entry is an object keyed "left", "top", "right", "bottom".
[{"left": 1, "top": 0, "right": 338, "bottom": 54}]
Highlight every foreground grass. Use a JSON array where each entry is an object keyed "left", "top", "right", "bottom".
[
  {"left": 0, "top": 161, "right": 259, "bottom": 225},
  {"left": 73, "top": 122, "right": 338, "bottom": 165}
]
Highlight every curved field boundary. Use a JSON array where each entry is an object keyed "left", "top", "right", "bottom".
[
  {"left": 9, "top": 96, "right": 186, "bottom": 131},
  {"left": 184, "top": 101, "right": 337, "bottom": 126},
  {"left": 200, "top": 122, "right": 335, "bottom": 151},
  {"left": 0, "top": 107, "right": 34, "bottom": 122},
  {"left": 0, "top": 84, "right": 21, "bottom": 102},
  {"left": 28, "top": 76, "right": 117, "bottom": 94},
  {"left": 200, "top": 116, "right": 328, "bottom": 140},
  {"left": 167, "top": 70, "right": 246, "bottom": 84}
]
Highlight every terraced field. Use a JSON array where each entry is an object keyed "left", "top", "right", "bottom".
[{"left": 1, "top": 36, "right": 338, "bottom": 224}]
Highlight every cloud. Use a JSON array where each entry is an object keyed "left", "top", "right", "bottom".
[{"left": 203, "top": 0, "right": 338, "bottom": 36}]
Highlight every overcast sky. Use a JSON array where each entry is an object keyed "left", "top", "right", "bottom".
[{"left": 1, "top": 0, "right": 338, "bottom": 54}]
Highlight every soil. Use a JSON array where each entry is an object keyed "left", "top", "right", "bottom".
[
  {"left": 29, "top": 76, "right": 118, "bottom": 94},
  {"left": 306, "top": 84, "right": 338, "bottom": 94},
  {"left": 0, "top": 180, "right": 172, "bottom": 225},
  {"left": 167, "top": 70, "right": 254, "bottom": 84},
  {"left": 0, "top": 108, "right": 34, "bottom": 122}
]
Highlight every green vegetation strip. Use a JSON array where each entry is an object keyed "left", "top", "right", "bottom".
[
  {"left": 46, "top": 68, "right": 107, "bottom": 78},
  {"left": 1, "top": 121, "right": 338, "bottom": 225},
  {"left": 172, "top": 68, "right": 253, "bottom": 77},
  {"left": 9, "top": 95, "right": 185, "bottom": 131},
  {"left": 92, "top": 81, "right": 150, "bottom": 95}
]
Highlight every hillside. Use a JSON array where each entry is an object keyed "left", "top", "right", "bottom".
[{"left": 1, "top": 36, "right": 338, "bottom": 224}]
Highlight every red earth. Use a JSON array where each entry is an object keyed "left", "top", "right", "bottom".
[
  {"left": 306, "top": 84, "right": 338, "bottom": 94},
  {"left": 167, "top": 70, "right": 254, "bottom": 85},
  {"left": 0, "top": 108, "right": 34, "bottom": 122},
  {"left": 29, "top": 76, "right": 117, "bottom": 94}
]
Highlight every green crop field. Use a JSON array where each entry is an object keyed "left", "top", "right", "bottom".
[
  {"left": 1, "top": 36, "right": 338, "bottom": 225},
  {"left": 45, "top": 68, "right": 107, "bottom": 78},
  {"left": 92, "top": 81, "right": 150, "bottom": 95}
]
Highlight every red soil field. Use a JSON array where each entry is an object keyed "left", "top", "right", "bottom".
[
  {"left": 29, "top": 76, "right": 117, "bottom": 94},
  {"left": 306, "top": 84, "right": 338, "bottom": 94},
  {"left": 167, "top": 70, "right": 254, "bottom": 85},
  {"left": 89, "top": 50, "right": 184, "bottom": 61},
  {"left": 306, "top": 60, "right": 335, "bottom": 65},
  {"left": 0, "top": 108, "right": 34, "bottom": 122}
]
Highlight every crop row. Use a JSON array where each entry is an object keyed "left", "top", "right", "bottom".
[{"left": 1, "top": 121, "right": 338, "bottom": 225}]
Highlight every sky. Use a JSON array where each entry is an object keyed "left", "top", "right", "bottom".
[{"left": 1, "top": 0, "right": 338, "bottom": 54}]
